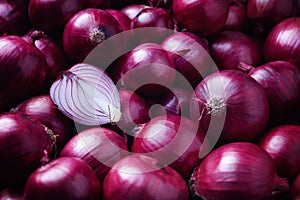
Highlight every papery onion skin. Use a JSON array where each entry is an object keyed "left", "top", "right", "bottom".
[
  {"left": 105, "top": 9, "right": 131, "bottom": 31},
  {"left": 264, "top": 17, "right": 300, "bottom": 67},
  {"left": 121, "top": 4, "right": 148, "bottom": 20},
  {"left": 172, "top": 0, "right": 229, "bottom": 36},
  {"left": 63, "top": 8, "right": 122, "bottom": 63},
  {"left": 60, "top": 127, "right": 128, "bottom": 182},
  {"left": 258, "top": 125, "right": 300, "bottom": 181},
  {"left": 223, "top": 0, "right": 247, "bottom": 31},
  {"left": 0, "top": 36, "right": 46, "bottom": 112},
  {"left": 209, "top": 31, "right": 262, "bottom": 70},
  {"left": 190, "top": 142, "right": 289, "bottom": 200},
  {"left": 103, "top": 154, "right": 189, "bottom": 200},
  {"left": 190, "top": 70, "right": 269, "bottom": 144},
  {"left": 28, "top": 0, "right": 89, "bottom": 37},
  {"left": 0, "top": 112, "right": 54, "bottom": 184},
  {"left": 13, "top": 95, "right": 74, "bottom": 151},
  {"left": 131, "top": 115, "right": 205, "bottom": 179},
  {"left": 24, "top": 157, "right": 100, "bottom": 200},
  {"left": 292, "top": 174, "right": 300, "bottom": 199}
]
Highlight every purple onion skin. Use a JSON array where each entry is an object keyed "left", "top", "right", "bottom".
[
  {"left": 28, "top": 0, "right": 89, "bottom": 37},
  {"left": 223, "top": 0, "right": 247, "bottom": 31},
  {"left": 0, "top": 112, "right": 53, "bottom": 185},
  {"left": 105, "top": 9, "right": 131, "bottom": 31},
  {"left": 0, "top": 36, "right": 47, "bottom": 112},
  {"left": 0, "top": 187, "right": 24, "bottom": 200},
  {"left": 172, "top": 0, "right": 229, "bottom": 36},
  {"left": 190, "top": 70, "right": 269, "bottom": 145},
  {"left": 258, "top": 125, "right": 300, "bottom": 181},
  {"left": 209, "top": 31, "right": 262, "bottom": 70},
  {"left": 103, "top": 154, "right": 189, "bottom": 200},
  {"left": 24, "top": 157, "right": 100, "bottom": 200},
  {"left": 264, "top": 17, "right": 300, "bottom": 68},
  {"left": 190, "top": 142, "right": 289, "bottom": 200},
  {"left": 60, "top": 127, "right": 128, "bottom": 182},
  {"left": 247, "top": 61, "right": 300, "bottom": 124},
  {"left": 121, "top": 4, "right": 148, "bottom": 20},
  {"left": 292, "top": 174, "right": 300, "bottom": 199},
  {"left": 131, "top": 115, "right": 205, "bottom": 179},
  {"left": 13, "top": 95, "right": 74, "bottom": 151},
  {"left": 63, "top": 8, "right": 122, "bottom": 63}
]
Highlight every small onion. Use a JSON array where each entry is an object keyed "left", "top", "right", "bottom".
[
  {"left": 131, "top": 115, "right": 205, "bottom": 178},
  {"left": 223, "top": 0, "right": 247, "bottom": 31},
  {"left": 190, "top": 142, "right": 289, "bottom": 200},
  {"left": 121, "top": 4, "right": 148, "bottom": 20},
  {"left": 24, "top": 157, "right": 100, "bottom": 200},
  {"left": 209, "top": 31, "right": 262, "bottom": 70},
  {"left": 50, "top": 63, "right": 121, "bottom": 126},
  {"left": 13, "top": 95, "right": 74, "bottom": 151},
  {"left": 264, "top": 17, "right": 300, "bottom": 67},
  {"left": 61, "top": 127, "right": 128, "bottom": 182},
  {"left": 190, "top": 70, "right": 269, "bottom": 144},
  {"left": 172, "top": 0, "right": 229, "bottom": 36},
  {"left": 105, "top": 9, "right": 131, "bottom": 31},
  {"left": 292, "top": 174, "right": 300, "bottom": 199},
  {"left": 63, "top": 8, "right": 122, "bottom": 63},
  {"left": 258, "top": 125, "right": 300, "bottom": 181},
  {"left": 103, "top": 154, "right": 189, "bottom": 200},
  {"left": 0, "top": 112, "right": 55, "bottom": 184},
  {"left": 0, "top": 187, "right": 24, "bottom": 200}
]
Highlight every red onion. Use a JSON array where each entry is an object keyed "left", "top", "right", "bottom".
[
  {"left": 131, "top": 115, "right": 205, "bottom": 178},
  {"left": 190, "top": 70, "right": 269, "bottom": 145},
  {"left": 239, "top": 61, "right": 300, "bottom": 124},
  {"left": 50, "top": 63, "right": 121, "bottom": 126},
  {"left": 264, "top": 17, "right": 300, "bottom": 67},
  {"left": 22, "top": 30, "right": 70, "bottom": 89},
  {"left": 106, "top": 53, "right": 129, "bottom": 84},
  {"left": 209, "top": 31, "right": 262, "bottom": 70},
  {"left": 103, "top": 154, "right": 189, "bottom": 200},
  {"left": 13, "top": 95, "right": 74, "bottom": 151},
  {"left": 61, "top": 127, "right": 128, "bottom": 182},
  {"left": 161, "top": 32, "right": 211, "bottom": 87},
  {"left": 63, "top": 8, "right": 122, "bottom": 63},
  {"left": 172, "top": 0, "right": 229, "bottom": 36},
  {"left": 121, "top": 4, "right": 148, "bottom": 20},
  {"left": 0, "top": 112, "right": 55, "bottom": 184},
  {"left": 292, "top": 174, "right": 300, "bottom": 199},
  {"left": 121, "top": 43, "right": 176, "bottom": 97},
  {"left": 89, "top": 0, "right": 111, "bottom": 8},
  {"left": 0, "top": 188, "right": 24, "bottom": 200},
  {"left": 24, "top": 157, "right": 100, "bottom": 200},
  {"left": 0, "top": 36, "right": 46, "bottom": 112},
  {"left": 148, "top": 0, "right": 173, "bottom": 9},
  {"left": 0, "top": 1, "right": 30, "bottom": 36},
  {"left": 258, "top": 125, "right": 300, "bottom": 181},
  {"left": 105, "top": 9, "right": 131, "bottom": 31},
  {"left": 28, "top": 0, "right": 89, "bottom": 37},
  {"left": 223, "top": 0, "right": 247, "bottom": 31},
  {"left": 190, "top": 142, "right": 289, "bottom": 200}
]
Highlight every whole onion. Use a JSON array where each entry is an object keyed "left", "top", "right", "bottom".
[
  {"left": 61, "top": 127, "right": 128, "bottom": 182},
  {"left": 0, "top": 112, "right": 55, "bottom": 184},
  {"left": 292, "top": 174, "right": 300, "bottom": 199},
  {"left": 239, "top": 61, "right": 300, "bottom": 124},
  {"left": 172, "top": 0, "right": 229, "bottom": 36},
  {"left": 121, "top": 43, "right": 176, "bottom": 97},
  {"left": 0, "top": 36, "right": 46, "bottom": 112},
  {"left": 24, "top": 157, "right": 100, "bottom": 200},
  {"left": 105, "top": 9, "right": 131, "bottom": 31},
  {"left": 148, "top": 0, "right": 173, "bottom": 9},
  {"left": 0, "top": 187, "right": 24, "bottom": 200},
  {"left": 103, "top": 154, "right": 189, "bottom": 200},
  {"left": 131, "top": 115, "right": 205, "bottom": 178},
  {"left": 13, "top": 95, "right": 74, "bottom": 151},
  {"left": 28, "top": 0, "right": 89, "bottom": 37},
  {"left": 63, "top": 8, "right": 122, "bottom": 63},
  {"left": 190, "top": 70, "right": 269, "bottom": 144},
  {"left": 190, "top": 142, "right": 289, "bottom": 200},
  {"left": 223, "top": 0, "right": 247, "bottom": 31},
  {"left": 121, "top": 4, "right": 148, "bottom": 20},
  {"left": 209, "top": 31, "right": 262, "bottom": 70},
  {"left": 264, "top": 17, "right": 300, "bottom": 67},
  {"left": 258, "top": 125, "right": 300, "bottom": 181},
  {"left": 161, "top": 32, "right": 211, "bottom": 87}
]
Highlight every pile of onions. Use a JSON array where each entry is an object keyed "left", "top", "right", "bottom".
[
  {"left": 63, "top": 8, "right": 122, "bottom": 63},
  {"left": 190, "top": 142, "right": 289, "bottom": 199},
  {"left": 209, "top": 31, "right": 262, "bottom": 70},
  {"left": 190, "top": 70, "right": 269, "bottom": 144},
  {"left": 105, "top": 9, "right": 131, "bottom": 31},
  {"left": 24, "top": 157, "right": 100, "bottom": 200},
  {"left": 264, "top": 17, "right": 300, "bottom": 67},
  {"left": 103, "top": 154, "right": 189, "bottom": 200},
  {"left": 0, "top": 36, "right": 46, "bottom": 112},
  {"left": 13, "top": 95, "right": 74, "bottom": 151},
  {"left": 60, "top": 127, "right": 128, "bottom": 182},
  {"left": 258, "top": 125, "right": 300, "bottom": 181},
  {"left": 223, "top": 0, "right": 247, "bottom": 31},
  {"left": 131, "top": 115, "right": 205, "bottom": 178},
  {"left": 0, "top": 112, "right": 55, "bottom": 184},
  {"left": 172, "top": 0, "right": 229, "bottom": 36}
]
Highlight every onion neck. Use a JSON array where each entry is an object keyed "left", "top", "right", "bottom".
[
  {"left": 41, "top": 125, "right": 58, "bottom": 165},
  {"left": 108, "top": 105, "right": 122, "bottom": 124},
  {"left": 90, "top": 28, "right": 106, "bottom": 44},
  {"left": 237, "top": 62, "right": 255, "bottom": 74},
  {"left": 270, "top": 175, "right": 289, "bottom": 198},
  {"left": 206, "top": 97, "right": 226, "bottom": 116}
]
